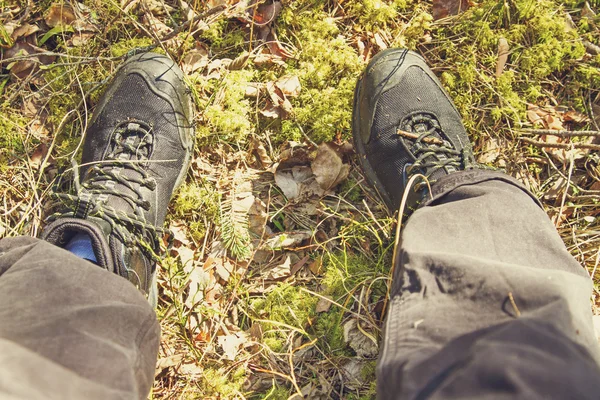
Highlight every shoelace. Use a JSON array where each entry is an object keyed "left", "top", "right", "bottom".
[
  {"left": 48, "top": 122, "right": 169, "bottom": 261},
  {"left": 399, "top": 116, "right": 475, "bottom": 190}
]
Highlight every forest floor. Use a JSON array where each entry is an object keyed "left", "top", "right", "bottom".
[{"left": 1, "top": 0, "right": 600, "bottom": 398}]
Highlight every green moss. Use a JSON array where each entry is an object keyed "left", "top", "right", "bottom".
[
  {"left": 173, "top": 181, "right": 220, "bottom": 241},
  {"left": 274, "top": 6, "right": 362, "bottom": 143},
  {"left": 110, "top": 37, "right": 155, "bottom": 58},
  {"left": 428, "top": 0, "right": 597, "bottom": 135},
  {"left": 200, "top": 365, "right": 247, "bottom": 398},
  {"left": 348, "top": 0, "right": 398, "bottom": 31},
  {"left": 251, "top": 283, "right": 318, "bottom": 351},
  {"left": 0, "top": 107, "right": 27, "bottom": 165},
  {"left": 197, "top": 70, "right": 255, "bottom": 143}
]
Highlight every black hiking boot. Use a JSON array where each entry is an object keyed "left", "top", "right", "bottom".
[
  {"left": 352, "top": 48, "right": 477, "bottom": 215},
  {"left": 42, "top": 52, "right": 194, "bottom": 305}
]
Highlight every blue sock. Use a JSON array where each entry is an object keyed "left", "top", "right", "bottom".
[{"left": 65, "top": 233, "right": 98, "bottom": 263}]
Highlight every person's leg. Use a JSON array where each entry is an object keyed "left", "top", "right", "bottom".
[
  {"left": 352, "top": 48, "right": 600, "bottom": 399},
  {"left": 0, "top": 236, "right": 158, "bottom": 400},
  {"left": 378, "top": 170, "right": 600, "bottom": 399},
  {"left": 0, "top": 52, "right": 194, "bottom": 399}
]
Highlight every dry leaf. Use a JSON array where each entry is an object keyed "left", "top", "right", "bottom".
[
  {"left": 253, "top": 53, "right": 286, "bottom": 67},
  {"left": 218, "top": 332, "right": 247, "bottom": 360},
  {"left": 184, "top": 264, "right": 211, "bottom": 308},
  {"left": 250, "top": 137, "right": 272, "bottom": 168},
  {"left": 432, "top": 0, "right": 470, "bottom": 20},
  {"left": 276, "top": 75, "right": 301, "bottom": 97},
  {"left": 45, "top": 3, "right": 77, "bottom": 27},
  {"left": 11, "top": 24, "right": 40, "bottom": 40},
  {"left": 155, "top": 354, "right": 184, "bottom": 377},
  {"left": 496, "top": 37, "right": 509, "bottom": 77},
  {"left": 4, "top": 41, "right": 56, "bottom": 79},
  {"left": 343, "top": 319, "right": 378, "bottom": 358},
  {"left": 308, "top": 257, "right": 323, "bottom": 275},
  {"left": 311, "top": 143, "right": 350, "bottom": 191},
  {"left": 373, "top": 32, "right": 388, "bottom": 50},
  {"left": 29, "top": 143, "right": 49, "bottom": 169},
  {"left": 477, "top": 137, "right": 502, "bottom": 164},
  {"left": 315, "top": 296, "right": 332, "bottom": 313},
  {"left": 274, "top": 165, "right": 324, "bottom": 200},
  {"left": 182, "top": 45, "right": 209, "bottom": 74},
  {"left": 266, "top": 254, "right": 292, "bottom": 279},
  {"left": 69, "top": 31, "right": 94, "bottom": 46},
  {"left": 263, "top": 231, "right": 312, "bottom": 250},
  {"left": 266, "top": 80, "right": 293, "bottom": 116}
]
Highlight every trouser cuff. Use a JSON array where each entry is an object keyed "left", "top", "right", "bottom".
[{"left": 424, "top": 169, "right": 543, "bottom": 209}]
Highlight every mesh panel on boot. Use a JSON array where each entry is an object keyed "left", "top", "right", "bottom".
[{"left": 366, "top": 66, "right": 469, "bottom": 204}]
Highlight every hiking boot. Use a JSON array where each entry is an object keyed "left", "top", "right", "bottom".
[
  {"left": 42, "top": 52, "right": 194, "bottom": 304},
  {"left": 352, "top": 48, "right": 477, "bottom": 215}
]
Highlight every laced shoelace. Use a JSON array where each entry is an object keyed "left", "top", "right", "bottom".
[
  {"left": 399, "top": 115, "right": 475, "bottom": 191},
  {"left": 47, "top": 121, "right": 169, "bottom": 262}
]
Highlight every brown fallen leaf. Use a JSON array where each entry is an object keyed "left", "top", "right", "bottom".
[
  {"left": 315, "top": 296, "right": 332, "bottom": 313},
  {"left": 266, "top": 80, "right": 293, "bottom": 115},
  {"left": 265, "top": 254, "right": 292, "bottom": 279},
  {"left": 45, "top": 3, "right": 77, "bottom": 27},
  {"left": 276, "top": 75, "right": 301, "bottom": 97},
  {"left": 311, "top": 143, "right": 350, "bottom": 191},
  {"left": 343, "top": 319, "right": 378, "bottom": 358},
  {"left": 11, "top": 24, "right": 40, "bottom": 41},
  {"left": 29, "top": 143, "right": 49, "bottom": 169},
  {"left": 181, "top": 44, "right": 209, "bottom": 75},
  {"left": 432, "top": 0, "right": 470, "bottom": 20},
  {"left": 308, "top": 256, "right": 323, "bottom": 275},
  {"left": 4, "top": 41, "right": 56, "bottom": 79},
  {"left": 250, "top": 137, "right": 273, "bottom": 168}
]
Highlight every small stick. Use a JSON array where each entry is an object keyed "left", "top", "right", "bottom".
[
  {"left": 519, "top": 137, "right": 600, "bottom": 151},
  {"left": 518, "top": 129, "right": 600, "bottom": 137},
  {"left": 397, "top": 129, "right": 444, "bottom": 145}
]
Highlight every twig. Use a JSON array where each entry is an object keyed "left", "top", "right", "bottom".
[
  {"left": 397, "top": 129, "right": 444, "bottom": 145},
  {"left": 519, "top": 137, "right": 600, "bottom": 151},
  {"left": 518, "top": 129, "right": 600, "bottom": 137}
]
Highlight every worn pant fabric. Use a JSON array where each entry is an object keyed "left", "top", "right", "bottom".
[
  {"left": 377, "top": 170, "right": 600, "bottom": 399},
  {"left": 0, "top": 237, "right": 159, "bottom": 400},
  {"left": 1, "top": 170, "right": 599, "bottom": 399}
]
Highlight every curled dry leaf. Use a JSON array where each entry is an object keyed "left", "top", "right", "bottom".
[
  {"left": 311, "top": 143, "right": 350, "bottom": 191},
  {"left": 11, "top": 24, "right": 40, "bottom": 41},
  {"left": 265, "top": 254, "right": 292, "bottom": 279},
  {"left": 315, "top": 296, "right": 332, "bottom": 313},
  {"left": 181, "top": 44, "right": 209, "bottom": 75},
  {"left": 250, "top": 137, "right": 273, "bottom": 168},
  {"left": 45, "top": 3, "right": 77, "bottom": 28},
  {"left": 343, "top": 319, "right": 378, "bottom": 358}
]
